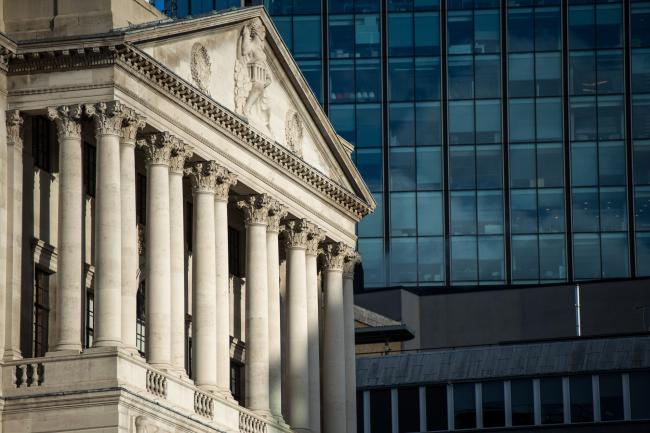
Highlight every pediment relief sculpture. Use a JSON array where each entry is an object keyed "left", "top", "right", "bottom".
[
  {"left": 133, "top": 415, "right": 170, "bottom": 433},
  {"left": 285, "top": 109, "right": 304, "bottom": 157},
  {"left": 234, "top": 18, "right": 272, "bottom": 134},
  {"left": 190, "top": 42, "right": 212, "bottom": 95}
]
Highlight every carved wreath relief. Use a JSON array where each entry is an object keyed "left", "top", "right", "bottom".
[
  {"left": 285, "top": 109, "right": 304, "bottom": 157},
  {"left": 190, "top": 42, "right": 211, "bottom": 95},
  {"left": 234, "top": 18, "right": 272, "bottom": 134}
]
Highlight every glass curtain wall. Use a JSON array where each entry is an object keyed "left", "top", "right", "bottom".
[
  {"left": 164, "top": 0, "right": 649, "bottom": 291},
  {"left": 632, "top": 1, "right": 650, "bottom": 276}
]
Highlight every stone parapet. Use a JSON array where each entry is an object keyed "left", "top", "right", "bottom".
[{"left": 0, "top": 349, "right": 293, "bottom": 433}]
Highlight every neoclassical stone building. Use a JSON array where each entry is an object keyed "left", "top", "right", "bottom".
[{"left": 0, "top": 2, "right": 374, "bottom": 432}]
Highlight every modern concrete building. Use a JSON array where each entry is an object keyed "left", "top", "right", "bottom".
[{"left": 0, "top": 1, "right": 375, "bottom": 432}]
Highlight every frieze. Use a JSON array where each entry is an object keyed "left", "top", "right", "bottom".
[{"left": 8, "top": 42, "right": 372, "bottom": 219}]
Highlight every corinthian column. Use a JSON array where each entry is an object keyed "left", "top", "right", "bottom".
[
  {"left": 237, "top": 194, "right": 273, "bottom": 417},
  {"left": 213, "top": 165, "right": 237, "bottom": 397},
  {"left": 321, "top": 242, "right": 352, "bottom": 433},
  {"left": 137, "top": 132, "right": 176, "bottom": 368},
  {"left": 169, "top": 142, "right": 193, "bottom": 374},
  {"left": 343, "top": 253, "right": 359, "bottom": 433},
  {"left": 283, "top": 219, "right": 311, "bottom": 432},
  {"left": 187, "top": 161, "right": 220, "bottom": 391},
  {"left": 85, "top": 101, "right": 129, "bottom": 347},
  {"left": 306, "top": 226, "right": 325, "bottom": 433},
  {"left": 4, "top": 111, "right": 24, "bottom": 359},
  {"left": 267, "top": 201, "right": 288, "bottom": 423},
  {"left": 120, "top": 113, "right": 146, "bottom": 352},
  {"left": 48, "top": 105, "right": 84, "bottom": 353}
]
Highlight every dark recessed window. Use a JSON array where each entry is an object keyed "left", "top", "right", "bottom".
[
  {"left": 482, "top": 381, "right": 505, "bottom": 427},
  {"left": 454, "top": 383, "right": 476, "bottom": 429},
  {"left": 137, "top": 173, "right": 147, "bottom": 225},
  {"left": 426, "top": 384, "right": 448, "bottom": 431},
  {"left": 85, "top": 289, "right": 94, "bottom": 348},
  {"left": 511, "top": 379, "right": 534, "bottom": 426},
  {"left": 84, "top": 142, "right": 96, "bottom": 197},
  {"left": 32, "top": 116, "right": 52, "bottom": 172},
  {"left": 33, "top": 269, "right": 51, "bottom": 357},
  {"left": 228, "top": 227, "right": 241, "bottom": 277},
  {"left": 230, "top": 361, "right": 244, "bottom": 404},
  {"left": 370, "top": 389, "right": 392, "bottom": 433},
  {"left": 570, "top": 375, "right": 593, "bottom": 423},
  {"left": 630, "top": 372, "right": 650, "bottom": 420},
  {"left": 357, "top": 391, "right": 365, "bottom": 433},
  {"left": 540, "top": 377, "right": 564, "bottom": 424},
  {"left": 398, "top": 386, "right": 420, "bottom": 433},
  {"left": 136, "top": 281, "right": 146, "bottom": 356},
  {"left": 599, "top": 373, "right": 623, "bottom": 421}
]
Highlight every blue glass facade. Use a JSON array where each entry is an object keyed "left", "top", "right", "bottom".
[{"left": 163, "top": 0, "right": 650, "bottom": 291}]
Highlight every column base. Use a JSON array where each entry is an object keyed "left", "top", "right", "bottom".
[
  {"left": 291, "top": 428, "right": 312, "bottom": 433},
  {"left": 45, "top": 349, "right": 82, "bottom": 358},
  {"left": 2, "top": 348, "right": 23, "bottom": 361},
  {"left": 216, "top": 388, "right": 236, "bottom": 401},
  {"left": 94, "top": 339, "right": 123, "bottom": 348},
  {"left": 272, "top": 414, "right": 290, "bottom": 428},
  {"left": 121, "top": 345, "right": 143, "bottom": 357},
  {"left": 197, "top": 383, "right": 219, "bottom": 394},
  {"left": 164, "top": 366, "right": 190, "bottom": 381},
  {"left": 250, "top": 409, "right": 273, "bottom": 420}
]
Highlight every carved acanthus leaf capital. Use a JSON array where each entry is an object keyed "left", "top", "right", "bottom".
[
  {"left": 6, "top": 110, "right": 24, "bottom": 148},
  {"left": 122, "top": 113, "right": 147, "bottom": 144},
  {"left": 267, "top": 200, "right": 288, "bottom": 232},
  {"left": 169, "top": 142, "right": 194, "bottom": 174},
  {"left": 306, "top": 226, "right": 326, "bottom": 256},
  {"left": 136, "top": 132, "right": 177, "bottom": 166},
  {"left": 343, "top": 251, "right": 361, "bottom": 278},
  {"left": 236, "top": 193, "right": 274, "bottom": 226},
  {"left": 185, "top": 160, "right": 219, "bottom": 193},
  {"left": 48, "top": 105, "right": 83, "bottom": 139},
  {"left": 281, "top": 219, "right": 311, "bottom": 249},
  {"left": 213, "top": 165, "right": 238, "bottom": 201},
  {"left": 321, "top": 242, "right": 354, "bottom": 271},
  {"left": 85, "top": 101, "right": 131, "bottom": 137}
]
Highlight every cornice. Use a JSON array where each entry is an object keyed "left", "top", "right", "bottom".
[{"left": 4, "top": 39, "right": 373, "bottom": 220}]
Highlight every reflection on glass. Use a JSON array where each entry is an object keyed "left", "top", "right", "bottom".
[
  {"left": 482, "top": 382, "right": 505, "bottom": 428},
  {"left": 540, "top": 377, "right": 563, "bottom": 424},
  {"left": 630, "top": 372, "right": 650, "bottom": 420},
  {"left": 454, "top": 383, "right": 476, "bottom": 429},
  {"left": 426, "top": 385, "right": 448, "bottom": 431},
  {"left": 570, "top": 376, "right": 593, "bottom": 423},
  {"left": 511, "top": 379, "right": 534, "bottom": 426},
  {"left": 599, "top": 374, "right": 623, "bottom": 422}
]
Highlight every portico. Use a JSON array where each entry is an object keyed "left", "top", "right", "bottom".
[{"left": 0, "top": 4, "right": 374, "bottom": 433}]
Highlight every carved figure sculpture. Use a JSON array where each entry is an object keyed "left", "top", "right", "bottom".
[
  {"left": 190, "top": 42, "right": 211, "bottom": 95},
  {"left": 285, "top": 109, "right": 304, "bottom": 157},
  {"left": 234, "top": 19, "right": 272, "bottom": 133}
]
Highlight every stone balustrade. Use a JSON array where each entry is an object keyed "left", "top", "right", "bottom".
[
  {"left": 194, "top": 389, "right": 215, "bottom": 419},
  {"left": 13, "top": 362, "right": 43, "bottom": 388},
  {"left": 146, "top": 369, "right": 168, "bottom": 398},
  {"left": 239, "top": 409, "right": 268, "bottom": 433}
]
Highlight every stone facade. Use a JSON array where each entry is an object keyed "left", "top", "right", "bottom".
[{"left": 0, "top": 3, "right": 374, "bottom": 433}]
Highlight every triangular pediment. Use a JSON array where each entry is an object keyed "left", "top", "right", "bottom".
[{"left": 127, "top": 8, "right": 373, "bottom": 208}]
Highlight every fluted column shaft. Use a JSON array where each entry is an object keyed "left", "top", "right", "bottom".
[
  {"left": 283, "top": 219, "right": 312, "bottom": 432},
  {"left": 4, "top": 111, "right": 23, "bottom": 359},
  {"left": 214, "top": 167, "right": 237, "bottom": 397},
  {"left": 322, "top": 243, "right": 351, "bottom": 433},
  {"left": 237, "top": 194, "right": 273, "bottom": 417},
  {"left": 120, "top": 115, "right": 145, "bottom": 351},
  {"left": 343, "top": 257, "right": 358, "bottom": 433},
  {"left": 306, "top": 228, "right": 325, "bottom": 433},
  {"left": 138, "top": 132, "right": 176, "bottom": 368},
  {"left": 169, "top": 144, "right": 192, "bottom": 373},
  {"left": 49, "top": 105, "right": 84, "bottom": 353},
  {"left": 267, "top": 203, "right": 287, "bottom": 423},
  {"left": 86, "top": 102, "right": 128, "bottom": 347}
]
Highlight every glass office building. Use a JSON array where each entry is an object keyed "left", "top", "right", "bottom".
[{"left": 163, "top": 0, "right": 650, "bottom": 292}]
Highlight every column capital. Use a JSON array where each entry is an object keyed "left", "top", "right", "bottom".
[
  {"left": 186, "top": 160, "right": 219, "bottom": 193},
  {"left": 343, "top": 251, "right": 360, "bottom": 279},
  {"left": 281, "top": 218, "right": 311, "bottom": 249},
  {"left": 214, "top": 165, "right": 238, "bottom": 201},
  {"left": 6, "top": 110, "right": 24, "bottom": 149},
  {"left": 85, "top": 101, "right": 132, "bottom": 137},
  {"left": 121, "top": 113, "right": 147, "bottom": 146},
  {"left": 321, "top": 242, "right": 354, "bottom": 272},
  {"left": 267, "top": 200, "right": 288, "bottom": 233},
  {"left": 48, "top": 105, "right": 83, "bottom": 139},
  {"left": 169, "top": 141, "right": 194, "bottom": 174},
  {"left": 236, "top": 193, "right": 274, "bottom": 226},
  {"left": 306, "top": 225, "right": 326, "bottom": 256},
  {"left": 137, "top": 131, "right": 177, "bottom": 166}
]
